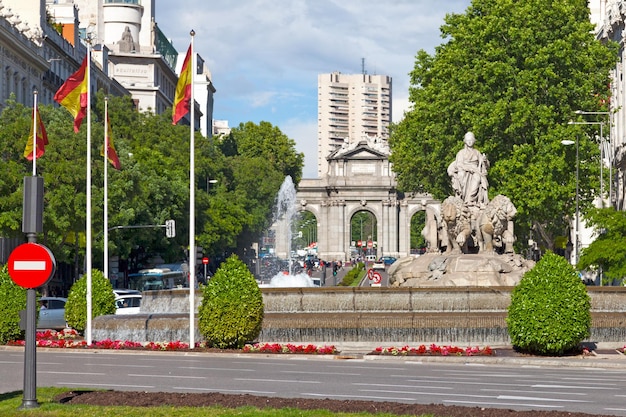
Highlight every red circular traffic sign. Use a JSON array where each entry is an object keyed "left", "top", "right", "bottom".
[
  {"left": 372, "top": 272, "right": 382, "bottom": 285},
  {"left": 202, "top": 257, "right": 209, "bottom": 265},
  {"left": 7, "top": 243, "right": 56, "bottom": 288}
]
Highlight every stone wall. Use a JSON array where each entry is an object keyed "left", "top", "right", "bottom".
[{"left": 92, "top": 287, "right": 626, "bottom": 345}]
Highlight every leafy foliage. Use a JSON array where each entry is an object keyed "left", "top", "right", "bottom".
[
  {"left": 578, "top": 208, "right": 626, "bottom": 283},
  {"left": 0, "top": 93, "right": 303, "bottom": 282},
  {"left": 64, "top": 269, "right": 116, "bottom": 332},
  {"left": 198, "top": 255, "right": 264, "bottom": 349},
  {"left": 0, "top": 265, "right": 26, "bottom": 344},
  {"left": 506, "top": 251, "right": 590, "bottom": 355},
  {"left": 388, "top": 0, "right": 618, "bottom": 251},
  {"left": 338, "top": 262, "right": 365, "bottom": 286}
]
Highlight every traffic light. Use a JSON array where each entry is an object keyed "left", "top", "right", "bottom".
[
  {"left": 333, "top": 263, "right": 338, "bottom": 276},
  {"left": 165, "top": 219, "right": 175, "bottom": 238},
  {"left": 196, "top": 246, "right": 204, "bottom": 266}
]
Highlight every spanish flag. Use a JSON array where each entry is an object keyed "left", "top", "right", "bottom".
[
  {"left": 172, "top": 44, "right": 192, "bottom": 125},
  {"left": 102, "top": 115, "right": 121, "bottom": 170},
  {"left": 24, "top": 107, "right": 48, "bottom": 160},
  {"left": 54, "top": 55, "right": 88, "bottom": 132}
]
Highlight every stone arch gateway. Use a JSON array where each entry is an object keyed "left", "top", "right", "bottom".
[{"left": 290, "top": 139, "right": 438, "bottom": 262}]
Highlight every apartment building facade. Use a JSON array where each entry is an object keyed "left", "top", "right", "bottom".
[{"left": 317, "top": 72, "right": 391, "bottom": 177}]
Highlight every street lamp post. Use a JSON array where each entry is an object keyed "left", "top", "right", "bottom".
[{"left": 561, "top": 135, "right": 579, "bottom": 266}]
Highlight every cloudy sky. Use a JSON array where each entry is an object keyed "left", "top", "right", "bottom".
[{"left": 155, "top": 1, "right": 472, "bottom": 178}]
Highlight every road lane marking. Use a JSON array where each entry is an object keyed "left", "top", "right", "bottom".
[
  {"left": 128, "top": 374, "right": 205, "bottom": 379},
  {"left": 235, "top": 378, "right": 320, "bottom": 384},
  {"left": 498, "top": 395, "right": 589, "bottom": 403},
  {"left": 444, "top": 400, "right": 562, "bottom": 409}
]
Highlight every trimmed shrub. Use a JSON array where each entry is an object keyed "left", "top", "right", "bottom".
[
  {"left": 65, "top": 269, "right": 116, "bottom": 332},
  {"left": 506, "top": 251, "right": 591, "bottom": 355},
  {"left": 198, "top": 254, "right": 264, "bottom": 349},
  {"left": 0, "top": 265, "right": 26, "bottom": 344}
]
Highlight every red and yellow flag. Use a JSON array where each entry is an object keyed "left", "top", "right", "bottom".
[
  {"left": 101, "top": 115, "right": 121, "bottom": 170},
  {"left": 54, "top": 55, "right": 88, "bottom": 132},
  {"left": 172, "top": 44, "right": 192, "bottom": 125},
  {"left": 24, "top": 107, "right": 48, "bottom": 160}
]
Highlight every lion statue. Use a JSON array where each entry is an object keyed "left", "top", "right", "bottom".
[
  {"left": 441, "top": 196, "right": 472, "bottom": 254},
  {"left": 478, "top": 194, "right": 517, "bottom": 253}
]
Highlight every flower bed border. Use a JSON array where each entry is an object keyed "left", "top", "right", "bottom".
[{"left": 7, "top": 330, "right": 495, "bottom": 356}]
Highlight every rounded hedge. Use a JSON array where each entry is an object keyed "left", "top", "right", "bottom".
[
  {"left": 198, "top": 254, "right": 264, "bottom": 349},
  {"left": 0, "top": 265, "right": 26, "bottom": 344},
  {"left": 506, "top": 251, "right": 591, "bottom": 355},
  {"left": 65, "top": 269, "right": 116, "bottom": 332}
]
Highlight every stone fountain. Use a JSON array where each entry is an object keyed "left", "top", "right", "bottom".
[{"left": 389, "top": 132, "right": 534, "bottom": 287}]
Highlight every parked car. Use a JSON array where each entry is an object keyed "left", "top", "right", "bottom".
[
  {"left": 114, "top": 289, "right": 142, "bottom": 315},
  {"left": 380, "top": 256, "right": 397, "bottom": 265},
  {"left": 37, "top": 297, "right": 68, "bottom": 330}
]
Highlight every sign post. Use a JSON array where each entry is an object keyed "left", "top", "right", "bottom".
[
  {"left": 202, "top": 257, "right": 209, "bottom": 282},
  {"left": 8, "top": 242, "right": 56, "bottom": 409}
]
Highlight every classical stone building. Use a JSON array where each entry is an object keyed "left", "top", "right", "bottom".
[{"left": 285, "top": 138, "right": 436, "bottom": 262}]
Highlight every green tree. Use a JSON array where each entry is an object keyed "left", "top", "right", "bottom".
[
  {"left": 578, "top": 207, "right": 626, "bottom": 283},
  {"left": 389, "top": 0, "right": 618, "bottom": 251}
]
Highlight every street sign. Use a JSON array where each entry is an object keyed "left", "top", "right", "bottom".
[
  {"left": 372, "top": 271, "right": 382, "bottom": 285},
  {"left": 8, "top": 243, "right": 56, "bottom": 288},
  {"left": 202, "top": 257, "right": 209, "bottom": 265}
]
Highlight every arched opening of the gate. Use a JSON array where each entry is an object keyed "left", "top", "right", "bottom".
[
  {"left": 350, "top": 210, "right": 378, "bottom": 260},
  {"left": 410, "top": 210, "right": 427, "bottom": 255}
]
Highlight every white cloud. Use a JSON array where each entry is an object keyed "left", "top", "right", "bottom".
[{"left": 156, "top": 0, "right": 472, "bottom": 177}]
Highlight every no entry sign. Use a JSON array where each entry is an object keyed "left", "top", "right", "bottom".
[{"left": 8, "top": 243, "right": 56, "bottom": 288}]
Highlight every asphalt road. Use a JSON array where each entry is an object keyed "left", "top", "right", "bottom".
[{"left": 2, "top": 348, "right": 626, "bottom": 415}]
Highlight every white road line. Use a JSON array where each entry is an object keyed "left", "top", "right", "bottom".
[
  {"left": 234, "top": 378, "right": 320, "bottom": 384},
  {"left": 40, "top": 371, "right": 105, "bottom": 376},
  {"left": 532, "top": 384, "right": 619, "bottom": 390},
  {"left": 281, "top": 370, "right": 361, "bottom": 376},
  {"left": 481, "top": 388, "right": 586, "bottom": 396},
  {"left": 304, "top": 392, "right": 420, "bottom": 402},
  {"left": 444, "top": 400, "right": 563, "bottom": 409},
  {"left": 84, "top": 363, "right": 152, "bottom": 368},
  {"left": 174, "top": 387, "right": 276, "bottom": 395},
  {"left": 360, "top": 388, "right": 493, "bottom": 399},
  {"left": 353, "top": 382, "right": 453, "bottom": 390},
  {"left": 127, "top": 374, "right": 205, "bottom": 379},
  {"left": 59, "top": 382, "right": 154, "bottom": 389},
  {"left": 498, "top": 395, "right": 589, "bottom": 403},
  {"left": 178, "top": 366, "right": 255, "bottom": 372}
]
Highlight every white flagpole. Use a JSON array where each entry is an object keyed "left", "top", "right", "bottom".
[
  {"left": 86, "top": 46, "right": 93, "bottom": 346},
  {"left": 32, "top": 91, "right": 38, "bottom": 176},
  {"left": 189, "top": 30, "right": 196, "bottom": 349},
  {"left": 104, "top": 97, "right": 109, "bottom": 282}
]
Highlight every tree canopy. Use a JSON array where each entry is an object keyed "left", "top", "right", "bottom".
[
  {"left": 0, "top": 94, "right": 303, "bottom": 280},
  {"left": 578, "top": 208, "right": 626, "bottom": 283},
  {"left": 389, "top": 0, "right": 618, "bottom": 251}
]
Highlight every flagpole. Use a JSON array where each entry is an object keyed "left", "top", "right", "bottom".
[
  {"left": 189, "top": 29, "right": 196, "bottom": 349},
  {"left": 104, "top": 97, "right": 109, "bottom": 281},
  {"left": 85, "top": 45, "right": 93, "bottom": 346},
  {"left": 32, "top": 91, "right": 38, "bottom": 176}
]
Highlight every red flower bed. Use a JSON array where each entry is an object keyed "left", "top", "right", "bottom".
[
  {"left": 7, "top": 331, "right": 338, "bottom": 354},
  {"left": 371, "top": 344, "right": 493, "bottom": 356}
]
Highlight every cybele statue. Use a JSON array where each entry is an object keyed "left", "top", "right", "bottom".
[{"left": 389, "top": 131, "right": 534, "bottom": 287}]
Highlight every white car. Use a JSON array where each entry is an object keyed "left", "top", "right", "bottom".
[
  {"left": 114, "top": 290, "right": 142, "bottom": 315},
  {"left": 372, "top": 259, "right": 386, "bottom": 270}
]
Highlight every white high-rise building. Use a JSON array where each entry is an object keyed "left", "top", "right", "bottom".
[{"left": 317, "top": 72, "right": 391, "bottom": 177}]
